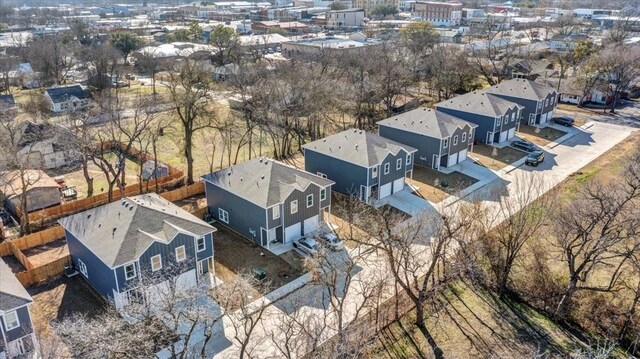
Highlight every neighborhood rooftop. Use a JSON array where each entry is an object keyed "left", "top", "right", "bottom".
[
  {"left": 45, "top": 84, "right": 90, "bottom": 103},
  {"left": 0, "top": 258, "right": 32, "bottom": 311},
  {"left": 202, "top": 158, "right": 334, "bottom": 208},
  {"left": 303, "top": 129, "right": 417, "bottom": 167},
  {"left": 378, "top": 108, "right": 477, "bottom": 138},
  {"left": 487, "top": 78, "right": 556, "bottom": 100},
  {"left": 58, "top": 193, "right": 216, "bottom": 267},
  {"left": 436, "top": 91, "right": 523, "bottom": 117}
]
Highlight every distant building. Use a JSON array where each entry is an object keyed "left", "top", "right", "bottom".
[
  {"left": 412, "top": 1, "right": 463, "bottom": 27},
  {"left": 142, "top": 160, "right": 170, "bottom": 181},
  {"left": 0, "top": 94, "right": 17, "bottom": 111},
  {"left": 15, "top": 121, "right": 79, "bottom": 170},
  {"left": 0, "top": 170, "right": 62, "bottom": 216},
  {"left": 550, "top": 34, "right": 591, "bottom": 51},
  {"left": 251, "top": 21, "right": 310, "bottom": 35},
  {"left": 326, "top": 9, "right": 365, "bottom": 29},
  {"left": 43, "top": 84, "right": 91, "bottom": 113},
  {"left": 351, "top": 0, "right": 398, "bottom": 17},
  {"left": 282, "top": 36, "right": 380, "bottom": 57}
]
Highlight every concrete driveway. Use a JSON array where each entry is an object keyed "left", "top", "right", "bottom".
[{"left": 375, "top": 187, "right": 432, "bottom": 216}]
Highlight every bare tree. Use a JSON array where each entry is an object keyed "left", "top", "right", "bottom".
[
  {"left": 136, "top": 47, "right": 162, "bottom": 96},
  {"left": 605, "top": 8, "right": 639, "bottom": 45},
  {"left": 423, "top": 44, "right": 478, "bottom": 101},
  {"left": 593, "top": 45, "right": 640, "bottom": 113},
  {"left": 26, "top": 33, "right": 78, "bottom": 85}
]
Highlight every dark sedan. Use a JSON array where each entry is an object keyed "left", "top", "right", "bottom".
[
  {"left": 551, "top": 116, "right": 575, "bottom": 127},
  {"left": 511, "top": 139, "right": 537, "bottom": 152}
]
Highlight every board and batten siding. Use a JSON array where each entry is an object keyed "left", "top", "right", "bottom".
[
  {"left": 376, "top": 150, "right": 410, "bottom": 186},
  {"left": 65, "top": 229, "right": 117, "bottom": 299},
  {"left": 303, "top": 149, "right": 368, "bottom": 198},
  {"left": 136, "top": 233, "right": 203, "bottom": 284},
  {"left": 1, "top": 306, "right": 33, "bottom": 342},
  {"left": 282, "top": 183, "right": 322, "bottom": 234},
  {"left": 204, "top": 181, "right": 266, "bottom": 245},
  {"left": 442, "top": 125, "right": 474, "bottom": 155},
  {"left": 379, "top": 125, "right": 441, "bottom": 168}
]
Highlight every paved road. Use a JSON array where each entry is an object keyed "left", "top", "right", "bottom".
[
  {"left": 556, "top": 99, "right": 640, "bottom": 128},
  {"left": 203, "top": 121, "right": 635, "bottom": 358}
]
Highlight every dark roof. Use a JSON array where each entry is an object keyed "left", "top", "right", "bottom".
[
  {"left": 486, "top": 78, "right": 557, "bottom": 101},
  {"left": 17, "top": 121, "right": 72, "bottom": 149},
  {"left": 436, "top": 91, "right": 523, "bottom": 117},
  {"left": 378, "top": 108, "right": 477, "bottom": 139},
  {"left": 302, "top": 129, "right": 417, "bottom": 167},
  {"left": 202, "top": 158, "right": 334, "bottom": 208},
  {"left": 0, "top": 94, "right": 16, "bottom": 108},
  {"left": 550, "top": 34, "right": 589, "bottom": 41},
  {"left": 0, "top": 258, "right": 32, "bottom": 311},
  {"left": 58, "top": 193, "right": 216, "bottom": 267},
  {"left": 45, "top": 84, "right": 90, "bottom": 103}
]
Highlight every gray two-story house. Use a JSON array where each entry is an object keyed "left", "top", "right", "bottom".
[
  {"left": 485, "top": 78, "right": 559, "bottom": 125},
  {"left": 436, "top": 91, "right": 523, "bottom": 145},
  {"left": 58, "top": 193, "right": 216, "bottom": 310},
  {"left": 1, "top": 259, "right": 38, "bottom": 358},
  {"left": 302, "top": 129, "right": 417, "bottom": 204},
  {"left": 378, "top": 108, "right": 478, "bottom": 170},
  {"left": 202, "top": 158, "right": 334, "bottom": 249}
]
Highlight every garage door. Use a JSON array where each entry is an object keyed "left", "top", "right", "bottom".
[
  {"left": 303, "top": 215, "right": 319, "bottom": 235},
  {"left": 176, "top": 269, "right": 197, "bottom": 291},
  {"left": 540, "top": 113, "right": 548, "bottom": 123},
  {"left": 284, "top": 222, "right": 301, "bottom": 243},
  {"left": 458, "top": 149, "right": 467, "bottom": 162},
  {"left": 393, "top": 178, "right": 405, "bottom": 194},
  {"left": 499, "top": 131, "right": 508, "bottom": 143},
  {"left": 447, "top": 152, "right": 458, "bottom": 167},
  {"left": 379, "top": 183, "right": 392, "bottom": 199},
  {"left": 507, "top": 127, "right": 516, "bottom": 139}
]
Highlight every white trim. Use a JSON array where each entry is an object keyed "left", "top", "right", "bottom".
[
  {"left": 124, "top": 263, "right": 137, "bottom": 280},
  {"left": 443, "top": 138, "right": 448, "bottom": 149},
  {"left": 306, "top": 194, "right": 313, "bottom": 208},
  {"left": 453, "top": 135, "right": 458, "bottom": 146},
  {"left": 396, "top": 158, "right": 402, "bottom": 170},
  {"left": 371, "top": 166, "right": 378, "bottom": 178},
  {"left": 383, "top": 163, "right": 390, "bottom": 175},
  {"left": 175, "top": 245, "right": 186, "bottom": 262},
  {"left": 2, "top": 310, "right": 20, "bottom": 331},
  {"left": 461, "top": 132, "right": 467, "bottom": 143},
  {"left": 151, "top": 254, "right": 162, "bottom": 272},
  {"left": 78, "top": 259, "right": 88, "bottom": 277},
  {"left": 406, "top": 154, "right": 411, "bottom": 165},
  {"left": 320, "top": 188, "right": 327, "bottom": 201},
  {"left": 218, "top": 208, "right": 229, "bottom": 223},
  {"left": 196, "top": 237, "right": 206, "bottom": 252},
  {"left": 272, "top": 205, "right": 280, "bottom": 220},
  {"left": 290, "top": 200, "right": 298, "bottom": 214}
]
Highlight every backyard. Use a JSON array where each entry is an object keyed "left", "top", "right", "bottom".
[
  {"left": 409, "top": 166, "right": 478, "bottom": 203},
  {"left": 470, "top": 144, "right": 527, "bottom": 171}
]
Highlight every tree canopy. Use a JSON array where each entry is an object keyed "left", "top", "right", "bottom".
[
  {"left": 370, "top": 4, "right": 398, "bottom": 19},
  {"left": 109, "top": 31, "right": 142, "bottom": 63}
]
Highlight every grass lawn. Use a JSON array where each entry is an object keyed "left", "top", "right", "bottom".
[
  {"left": 213, "top": 227, "right": 305, "bottom": 297},
  {"left": 517, "top": 125, "right": 567, "bottom": 146},
  {"left": 471, "top": 144, "right": 527, "bottom": 171},
  {"left": 410, "top": 166, "right": 478, "bottom": 203},
  {"left": 365, "top": 280, "right": 607, "bottom": 358}
]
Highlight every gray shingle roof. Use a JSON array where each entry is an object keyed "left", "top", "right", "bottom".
[
  {"left": 0, "top": 258, "right": 32, "bottom": 311},
  {"left": 486, "top": 78, "right": 557, "bottom": 101},
  {"left": 436, "top": 91, "right": 523, "bottom": 117},
  {"left": 58, "top": 193, "right": 216, "bottom": 268},
  {"left": 378, "top": 108, "right": 477, "bottom": 139},
  {"left": 201, "top": 158, "right": 334, "bottom": 208},
  {"left": 302, "top": 129, "right": 417, "bottom": 168},
  {"left": 45, "top": 84, "right": 90, "bottom": 103}
]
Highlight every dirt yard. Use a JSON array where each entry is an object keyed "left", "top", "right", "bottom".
[
  {"left": 471, "top": 144, "right": 527, "bottom": 171},
  {"left": 22, "top": 240, "right": 69, "bottom": 268},
  {"left": 213, "top": 227, "right": 305, "bottom": 295},
  {"left": 517, "top": 125, "right": 567, "bottom": 146},
  {"left": 410, "top": 167, "right": 478, "bottom": 203}
]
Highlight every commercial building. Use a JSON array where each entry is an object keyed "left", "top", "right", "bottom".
[{"left": 412, "top": 1, "right": 463, "bottom": 27}]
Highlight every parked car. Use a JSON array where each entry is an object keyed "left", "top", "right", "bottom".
[
  {"left": 293, "top": 237, "right": 318, "bottom": 256},
  {"left": 511, "top": 139, "right": 537, "bottom": 152},
  {"left": 317, "top": 233, "right": 344, "bottom": 251},
  {"left": 525, "top": 150, "right": 545, "bottom": 166},
  {"left": 552, "top": 116, "right": 575, "bottom": 127}
]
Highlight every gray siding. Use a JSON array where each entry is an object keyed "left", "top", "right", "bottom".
[
  {"left": 442, "top": 125, "right": 474, "bottom": 156},
  {"left": 283, "top": 183, "right": 322, "bottom": 234},
  {"left": 267, "top": 205, "right": 281, "bottom": 230},
  {"left": 0, "top": 306, "right": 33, "bottom": 342},
  {"left": 137, "top": 233, "right": 201, "bottom": 285},
  {"left": 491, "top": 90, "right": 557, "bottom": 125},
  {"left": 304, "top": 149, "right": 368, "bottom": 197},
  {"left": 378, "top": 150, "right": 411, "bottom": 186},
  {"left": 66, "top": 229, "right": 117, "bottom": 299},
  {"left": 436, "top": 107, "right": 497, "bottom": 144},
  {"left": 378, "top": 125, "right": 441, "bottom": 168},
  {"left": 205, "top": 181, "right": 267, "bottom": 245}
]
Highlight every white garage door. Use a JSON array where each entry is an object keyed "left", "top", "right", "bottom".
[
  {"left": 507, "top": 127, "right": 516, "bottom": 139},
  {"left": 458, "top": 149, "right": 467, "bottom": 162},
  {"left": 393, "top": 178, "right": 405, "bottom": 194},
  {"left": 379, "top": 183, "right": 392, "bottom": 199},
  {"left": 499, "top": 131, "right": 508, "bottom": 143},
  {"left": 540, "top": 112, "right": 548, "bottom": 123},
  {"left": 176, "top": 269, "right": 197, "bottom": 291},
  {"left": 304, "top": 215, "right": 319, "bottom": 235},
  {"left": 447, "top": 152, "right": 458, "bottom": 167},
  {"left": 285, "top": 222, "right": 302, "bottom": 243}
]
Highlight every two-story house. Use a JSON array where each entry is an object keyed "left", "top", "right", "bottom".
[
  {"left": 485, "top": 78, "right": 559, "bottom": 126},
  {"left": 1, "top": 258, "right": 38, "bottom": 358},
  {"left": 202, "top": 158, "right": 334, "bottom": 249},
  {"left": 44, "top": 84, "right": 91, "bottom": 113},
  {"left": 58, "top": 193, "right": 216, "bottom": 310},
  {"left": 378, "top": 108, "right": 477, "bottom": 170},
  {"left": 436, "top": 91, "right": 523, "bottom": 145},
  {"left": 302, "top": 129, "right": 417, "bottom": 204}
]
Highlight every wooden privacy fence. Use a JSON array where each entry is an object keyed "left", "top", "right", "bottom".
[
  {"left": 14, "top": 256, "right": 71, "bottom": 287},
  {"left": 160, "top": 181, "right": 205, "bottom": 202},
  {"left": 0, "top": 226, "right": 64, "bottom": 256}
]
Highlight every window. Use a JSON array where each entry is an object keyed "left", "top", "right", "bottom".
[
  {"left": 443, "top": 138, "right": 448, "bottom": 149},
  {"left": 291, "top": 200, "right": 298, "bottom": 214},
  {"left": 306, "top": 194, "right": 313, "bottom": 208},
  {"left": 175, "top": 246, "right": 186, "bottom": 262},
  {"left": 317, "top": 172, "right": 327, "bottom": 178},
  {"left": 272, "top": 206, "right": 280, "bottom": 220},
  {"left": 406, "top": 154, "right": 411, "bottom": 165},
  {"left": 3, "top": 311, "right": 19, "bottom": 330},
  {"left": 78, "top": 259, "right": 87, "bottom": 277},
  {"left": 497, "top": 117, "right": 501, "bottom": 126},
  {"left": 462, "top": 132, "right": 467, "bottom": 142},
  {"left": 151, "top": 255, "right": 162, "bottom": 272},
  {"left": 124, "top": 264, "right": 136, "bottom": 280},
  {"left": 218, "top": 208, "right": 229, "bottom": 223},
  {"left": 384, "top": 163, "right": 390, "bottom": 175},
  {"left": 371, "top": 167, "right": 378, "bottom": 178},
  {"left": 545, "top": 99, "right": 549, "bottom": 106},
  {"left": 453, "top": 135, "right": 458, "bottom": 146},
  {"left": 320, "top": 188, "right": 327, "bottom": 201},
  {"left": 197, "top": 237, "right": 206, "bottom": 252},
  {"left": 396, "top": 158, "right": 402, "bottom": 170}
]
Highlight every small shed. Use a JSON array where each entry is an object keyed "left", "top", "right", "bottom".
[
  {"left": 142, "top": 160, "right": 170, "bottom": 181},
  {"left": 0, "top": 170, "right": 61, "bottom": 216}
]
